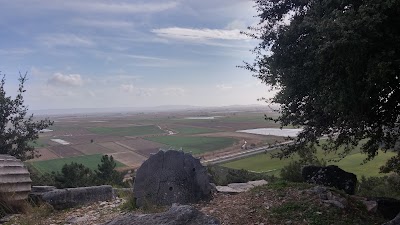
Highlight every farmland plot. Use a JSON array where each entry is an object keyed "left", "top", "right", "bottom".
[
  {"left": 116, "top": 138, "right": 165, "bottom": 157},
  {"left": 109, "top": 152, "right": 148, "bottom": 168},
  {"left": 88, "top": 125, "right": 165, "bottom": 137},
  {"left": 49, "top": 145, "right": 83, "bottom": 157},
  {"left": 71, "top": 143, "right": 116, "bottom": 155}
]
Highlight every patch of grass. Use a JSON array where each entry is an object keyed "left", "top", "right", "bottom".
[
  {"left": 28, "top": 154, "right": 125, "bottom": 174},
  {"left": 146, "top": 136, "right": 236, "bottom": 154},
  {"left": 172, "top": 126, "right": 219, "bottom": 135},
  {"left": 88, "top": 125, "right": 165, "bottom": 136},
  {"left": 5, "top": 203, "right": 54, "bottom": 225},
  {"left": 268, "top": 198, "right": 385, "bottom": 225},
  {"left": 222, "top": 141, "right": 396, "bottom": 178}
]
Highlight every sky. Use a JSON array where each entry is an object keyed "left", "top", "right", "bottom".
[{"left": 0, "top": 0, "right": 276, "bottom": 110}]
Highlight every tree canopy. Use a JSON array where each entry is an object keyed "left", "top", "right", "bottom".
[
  {"left": 245, "top": 0, "right": 399, "bottom": 172},
  {"left": 0, "top": 74, "right": 53, "bottom": 161}
]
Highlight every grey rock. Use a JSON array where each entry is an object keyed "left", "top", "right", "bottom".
[
  {"left": 31, "top": 186, "right": 56, "bottom": 193},
  {"left": 362, "top": 200, "right": 378, "bottom": 213},
  {"left": 227, "top": 183, "right": 254, "bottom": 192},
  {"left": 133, "top": 150, "right": 212, "bottom": 207},
  {"left": 323, "top": 200, "right": 345, "bottom": 209},
  {"left": 216, "top": 186, "right": 242, "bottom": 194},
  {"left": 104, "top": 204, "right": 220, "bottom": 225},
  {"left": 302, "top": 165, "right": 357, "bottom": 195},
  {"left": 29, "top": 185, "right": 114, "bottom": 210},
  {"left": 216, "top": 180, "right": 268, "bottom": 193}
]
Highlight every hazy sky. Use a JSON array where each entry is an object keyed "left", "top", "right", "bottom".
[{"left": 0, "top": 0, "right": 276, "bottom": 110}]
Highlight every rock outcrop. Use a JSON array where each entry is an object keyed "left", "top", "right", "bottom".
[
  {"left": 30, "top": 185, "right": 114, "bottom": 210},
  {"left": 133, "top": 150, "right": 212, "bottom": 207},
  {"left": 302, "top": 165, "right": 357, "bottom": 194},
  {"left": 104, "top": 204, "right": 220, "bottom": 225}
]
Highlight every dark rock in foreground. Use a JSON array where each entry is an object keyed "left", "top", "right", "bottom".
[
  {"left": 104, "top": 204, "right": 220, "bottom": 225},
  {"left": 302, "top": 165, "right": 357, "bottom": 195},
  {"left": 383, "top": 211, "right": 400, "bottom": 225},
  {"left": 134, "top": 150, "right": 212, "bottom": 207},
  {"left": 29, "top": 185, "right": 113, "bottom": 210},
  {"left": 372, "top": 197, "right": 400, "bottom": 220}
]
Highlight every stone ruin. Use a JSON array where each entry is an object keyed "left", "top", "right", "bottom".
[
  {"left": 133, "top": 150, "right": 213, "bottom": 207},
  {"left": 0, "top": 155, "right": 31, "bottom": 205}
]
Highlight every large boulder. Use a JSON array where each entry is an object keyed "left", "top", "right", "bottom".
[
  {"left": 134, "top": 150, "right": 212, "bottom": 207},
  {"left": 104, "top": 204, "right": 220, "bottom": 225},
  {"left": 302, "top": 165, "right": 357, "bottom": 195}
]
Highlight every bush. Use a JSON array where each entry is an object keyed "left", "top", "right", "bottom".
[
  {"left": 280, "top": 161, "right": 305, "bottom": 182},
  {"left": 280, "top": 159, "right": 326, "bottom": 182},
  {"left": 357, "top": 174, "right": 400, "bottom": 199}
]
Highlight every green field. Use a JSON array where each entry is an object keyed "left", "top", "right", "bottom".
[
  {"left": 88, "top": 125, "right": 165, "bottom": 136},
  {"left": 173, "top": 126, "right": 219, "bottom": 134},
  {"left": 29, "top": 154, "right": 126, "bottom": 174},
  {"left": 146, "top": 136, "right": 236, "bottom": 154},
  {"left": 222, "top": 148, "right": 396, "bottom": 178}
]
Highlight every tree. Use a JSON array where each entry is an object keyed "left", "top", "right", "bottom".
[
  {"left": 0, "top": 73, "right": 53, "bottom": 161},
  {"left": 244, "top": 0, "right": 400, "bottom": 172},
  {"left": 96, "top": 155, "right": 124, "bottom": 186},
  {"left": 54, "top": 162, "right": 95, "bottom": 188}
]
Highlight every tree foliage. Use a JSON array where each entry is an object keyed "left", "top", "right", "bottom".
[
  {"left": 245, "top": 0, "right": 400, "bottom": 172},
  {"left": 54, "top": 162, "right": 95, "bottom": 188},
  {"left": 96, "top": 155, "right": 124, "bottom": 186},
  {"left": 0, "top": 73, "right": 53, "bottom": 161}
]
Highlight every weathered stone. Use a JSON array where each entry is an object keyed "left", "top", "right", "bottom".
[
  {"left": 383, "top": 212, "right": 400, "bottom": 225},
  {"left": 0, "top": 155, "right": 31, "bottom": 202},
  {"left": 302, "top": 165, "right": 357, "bottom": 195},
  {"left": 133, "top": 150, "right": 212, "bottom": 207},
  {"left": 216, "top": 186, "right": 242, "bottom": 194},
  {"left": 216, "top": 180, "right": 269, "bottom": 194},
  {"left": 31, "top": 186, "right": 56, "bottom": 193},
  {"left": 227, "top": 183, "right": 254, "bottom": 192},
  {"left": 29, "top": 185, "right": 114, "bottom": 210},
  {"left": 372, "top": 197, "right": 400, "bottom": 220},
  {"left": 323, "top": 200, "right": 345, "bottom": 209},
  {"left": 104, "top": 204, "right": 220, "bottom": 225},
  {"left": 362, "top": 200, "right": 378, "bottom": 213}
]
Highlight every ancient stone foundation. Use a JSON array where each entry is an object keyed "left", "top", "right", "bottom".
[{"left": 30, "top": 185, "right": 114, "bottom": 210}]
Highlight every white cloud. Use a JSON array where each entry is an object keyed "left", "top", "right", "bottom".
[
  {"left": 225, "top": 20, "right": 247, "bottom": 30},
  {"left": 119, "top": 84, "right": 154, "bottom": 97},
  {"left": 73, "top": 19, "right": 134, "bottom": 28},
  {"left": 48, "top": 73, "right": 84, "bottom": 86},
  {"left": 120, "top": 84, "right": 135, "bottom": 93},
  {"left": 0, "top": 48, "right": 33, "bottom": 55},
  {"left": 152, "top": 27, "right": 250, "bottom": 41},
  {"left": 216, "top": 84, "right": 233, "bottom": 91},
  {"left": 70, "top": 1, "right": 178, "bottom": 14},
  {"left": 162, "top": 87, "right": 185, "bottom": 96},
  {"left": 39, "top": 34, "right": 94, "bottom": 47}
]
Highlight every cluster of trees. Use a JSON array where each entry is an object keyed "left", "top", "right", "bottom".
[
  {"left": 245, "top": 0, "right": 399, "bottom": 173},
  {"left": 31, "top": 155, "right": 131, "bottom": 188}
]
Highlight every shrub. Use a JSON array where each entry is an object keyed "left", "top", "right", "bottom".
[
  {"left": 357, "top": 174, "right": 400, "bottom": 199},
  {"left": 280, "top": 159, "right": 326, "bottom": 182}
]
